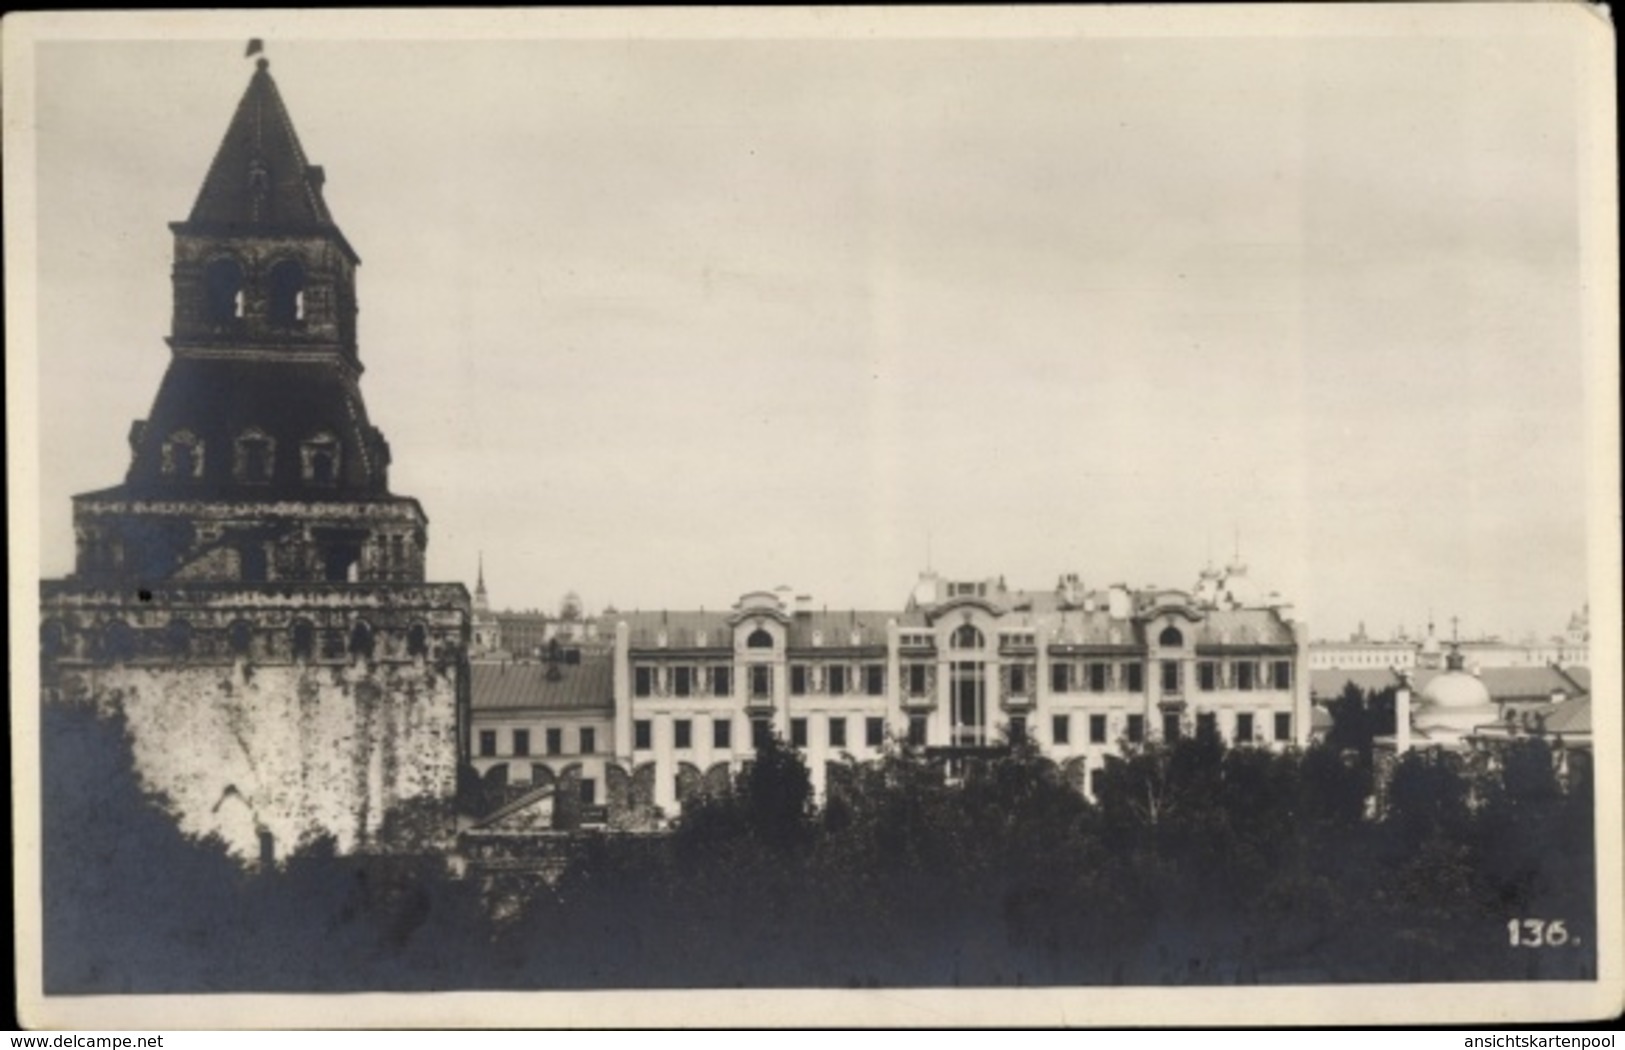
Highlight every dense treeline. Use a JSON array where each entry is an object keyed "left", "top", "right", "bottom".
[{"left": 41, "top": 688, "right": 1594, "bottom": 992}]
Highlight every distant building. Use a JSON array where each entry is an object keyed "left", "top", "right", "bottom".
[
  {"left": 38, "top": 59, "right": 470, "bottom": 864},
  {"left": 1311, "top": 605, "right": 1589, "bottom": 673},
  {"left": 468, "top": 565, "right": 1312, "bottom": 828}
]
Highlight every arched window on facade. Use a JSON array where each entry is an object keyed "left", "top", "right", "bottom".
[
  {"left": 41, "top": 619, "right": 68, "bottom": 662},
  {"left": 102, "top": 620, "right": 137, "bottom": 663},
  {"left": 1159, "top": 626, "right": 1184, "bottom": 648},
  {"left": 746, "top": 628, "right": 774, "bottom": 649},
  {"left": 406, "top": 622, "right": 430, "bottom": 658},
  {"left": 162, "top": 430, "right": 205, "bottom": 480},
  {"left": 291, "top": 620, "right": 316, "bottom": 661},
  {"left": 203, "top": 257, "right": 245, "bottom": 326},
  {"left": 234, "top": 428, "right": 275, "bottom": 483},
  {"left": 301, "top": 432, "right": 341, "bottom": 485},
  {"left": 268, "top": 260, "right": 306, "bottom": 327},
  {"left": 950, "top": 624, "right": 985, "bottom": 650},
  {"left": 349, "top": 620, "right": 375, "bottom": 660},
  {"left": 227, "top": 618, "right": 255, "bottom": 657},
  {"left": 164, "top": 617, "right": 193, "bottom": 657}
]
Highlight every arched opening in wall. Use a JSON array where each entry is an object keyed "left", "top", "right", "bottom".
[
  {"left": 41, "top": 619, "right": 68, "bottom": 662},
  {"left": 291, "top": 619, "right": 316, "bottom": 661},
  {"left": 349, "top": 620, "right": 375, "bottom": 660},
  {"left": 227, "top": 619, "right": 254, "bottom": 658},
  {"left": 101, "top": 620, "right": 137, "bottom": 664},
  {"left": 203, "top": 257, "right": 244, "bottom": 326},
  {"left": 161, "top": 430, "right": 205, "bottom": 480},
  {"left": 406, "top": 622, "right": 429, "bottom": 658},
  {"left": 951, "top": 624, "right": 985, "bottom": 650},
  {"left": 164, "top": 617, "right": 193, "bottom": 657},
  {"left": 1159, "top": 626, "right": 1184, "bottom": 648},
  {"left": 322, "top": 542, "right": 361, "bottom": 583},
  {"left": 301, "top": 432, "right": 341, "bottom": 486},
  {"left": 234, "top": 428, "right": 275, "bottom": 483},
  {"left": 746, "top": 628, "right": 773, "bottom": 649},
  {"left": 267, "top": 260, "right": 306, "bottom": 327}
]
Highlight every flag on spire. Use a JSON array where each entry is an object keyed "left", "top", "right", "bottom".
[{"left": 245, "top": 38, "right": 264, "bottom": 58}]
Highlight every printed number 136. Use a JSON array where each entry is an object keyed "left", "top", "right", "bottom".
[{"left": 1508, "top": 919, "right": 1573, "bottom": 947}]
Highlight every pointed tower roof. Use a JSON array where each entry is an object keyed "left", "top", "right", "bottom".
[{"left": 180, "top": 58, "right": 357, "bottom": 260}]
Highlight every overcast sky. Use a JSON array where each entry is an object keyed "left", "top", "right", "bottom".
[{"left": 24, "top": 13, "right": 1607, "bottom": 641}]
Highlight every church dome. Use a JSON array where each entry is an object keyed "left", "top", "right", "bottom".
[{"left": 1419, "top": 670, "right": 1491, "bottom": 710}]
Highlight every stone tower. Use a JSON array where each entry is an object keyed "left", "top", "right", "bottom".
[{"left": 40, "top": 59, "right": 471, "bottom": 865}]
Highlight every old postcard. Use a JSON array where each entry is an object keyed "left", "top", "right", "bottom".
[{"left": 7, "top": 5, "right": 1620, "bottom": 1029}]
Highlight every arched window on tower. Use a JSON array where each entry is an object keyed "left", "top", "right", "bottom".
[
  {"left": 301, "top": 432, "right": 341, "bottom": 486},
  {"left": 161, "top": 430, "right": 205, "bottom": 481},
  {"left": 407, "top": 622, "right": 430, "bottom": 658},
  {"left": 951, "top": 624, "right": 985, "bottom": 650},
  {"left": 268, "top": 260, "right": 306, "bottom": 327},
  {"left": 349, "top": 621, "right": 375, "bottom": 661},
  {"left": 203, "top": 258, "right": 245, "bottom": 327},
  {"left": 291, "top": 619, "right": 316, "bottom": 662},
  {"left": 234, "top": 427, "right": 275, "bottom": 483}
]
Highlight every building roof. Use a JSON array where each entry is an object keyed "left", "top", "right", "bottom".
[
  {"left": 471, "top": 655, "right": 613, "bottom": 713},
  {"left": 1311, "top": 667, "right": 1403, "bottom": 700},
  {"left": 184, "top": 60, "right": 350, "bottom": 251},
  {"left": 1541, "top": 696, "right": 1592, "bottom": 735},
  {"left": 1409, "top": 665, "right": 1581, "bottom": 704}
]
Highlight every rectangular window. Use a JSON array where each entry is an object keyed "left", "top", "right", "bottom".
[
  {"left": 908, "top": 664, "right": 928, "bottom": 696},
  {"left": 865, "top": 664, "right": 885, "bottom": 696},
  {"left": 713, "top": 718, "right": 732, "bottom": 749},
  {"left": 1161, "top": 660, "right": 1181, "bottom": 694},
  {"left": 791, "top": 665, "right": 808, "bottom": 695},
  {"left": 866, "top": 717, "right": 885, "bottom": 748},
  {"left": 1089, "top": 713, "right": 1107, "bottom": 744},
  {"left": 634, "top": 666, "right": 652, "bottom": 697},
  {"left": 1009, "top": 666, "right": 1027, "bottom": 695},
  {"left": 1236, "top": 712, "right": 1255, "bottom": 742},
  {"left": 1273, "top": 660, "right": 1292, "bottom": 690},
  {"left": 546, "top": 727, "right": 562, "bottom": 756},
  {"left": 1274, "top": 712, "right": 1292, "bottom": 742},
  {"left": 1089, "top": 662, "right": 1108, "bottom": 692},
  {"left": 1008, "top": 716, "right": 1027, "bottom": 743},
  {"left": 1126, "top": 714, "right": 1145, "bottom": 743},
  {"left": 791, "top": 717, "right": 808, "bottom": 748},
  {"left": 674, "top": 719, "right": 692, "bottom": 750},
  {"left": 478, "top": 729, "right": 497, "bottom": 757},
  {"left": 579, "top": 778, "right": 597, "bottom": 806},
  {"left": 1198, "top": 661, "right": 1218, "bottom": 691},
  {"left": 1089, "top": 768, "right": 1104, "bottom": 798},
  {"left": 1237, "top": 661, "right": 1256, "bottom": 691},
  {"left": 634, "top": 719, "right": 652, "bottom": 750},
  {"left": 750, "top": 665, "right": 772, "bottom": 698},
  {"left": 1052, "top": 714, "right": 1070, "bottom": 744},
  {"left": 712, "top": 666, "right": 732, "bottom": 697},
  {"left": 674, "top": 666, "right": 692, "bottom": 697},
  {"left": 1051, "top": 662, "right": 1070, "bottom": 693},
  {"left": 1125, "top": 663, "right": 1143, "bottom": 692},
  {"left": 907, "top": 715, "right": 927, "bottom": 747},
  {"left": 1163, "top": 713, "right": 1181, "bottom": 741},
  {"left": 1196, "top": 712, "right": 1217, "bottom": 739},
  {"left": 828, "top": 665, "right": 847, "bottom": 696},
  {"left": 751, "top": 718, "right": 772, "bottom": 749},
  {"left": 512, "top": 729, "right": 530, "bottom": 757},
  {"left": 829, "top": 717, "right": 847, "bottom": 748},
  {"left": 579, "top": 727, "right": 596, "bottom": 754}
]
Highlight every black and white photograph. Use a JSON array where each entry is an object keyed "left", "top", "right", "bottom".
[{"left": 7, "top": 6, "right": 1621, "bottom": 1028}]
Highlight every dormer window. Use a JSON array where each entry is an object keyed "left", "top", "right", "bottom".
[
  {"left": 1159, "top": 626, "right": 1185, "bottom": 648},
  {"left": 203, "top": 258, "right": 244, "bottom": 326},
  {"left": 268, "top": 260, "right": 306, "bottom": 327},
  {"left": 950, "top": 624, "right": 984, "bottom": 650},
  {"left": 234, "top": 427, "right": 275, "bottom": 483},
  {"left": 301, "top": 431, "right": 340, "bottom": 485},
  {"left": 746, "top": 628, "right": 773, "bottom": 649},
  {"left": 161, "top": 430, "right": 205, "bottom": 480}
]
